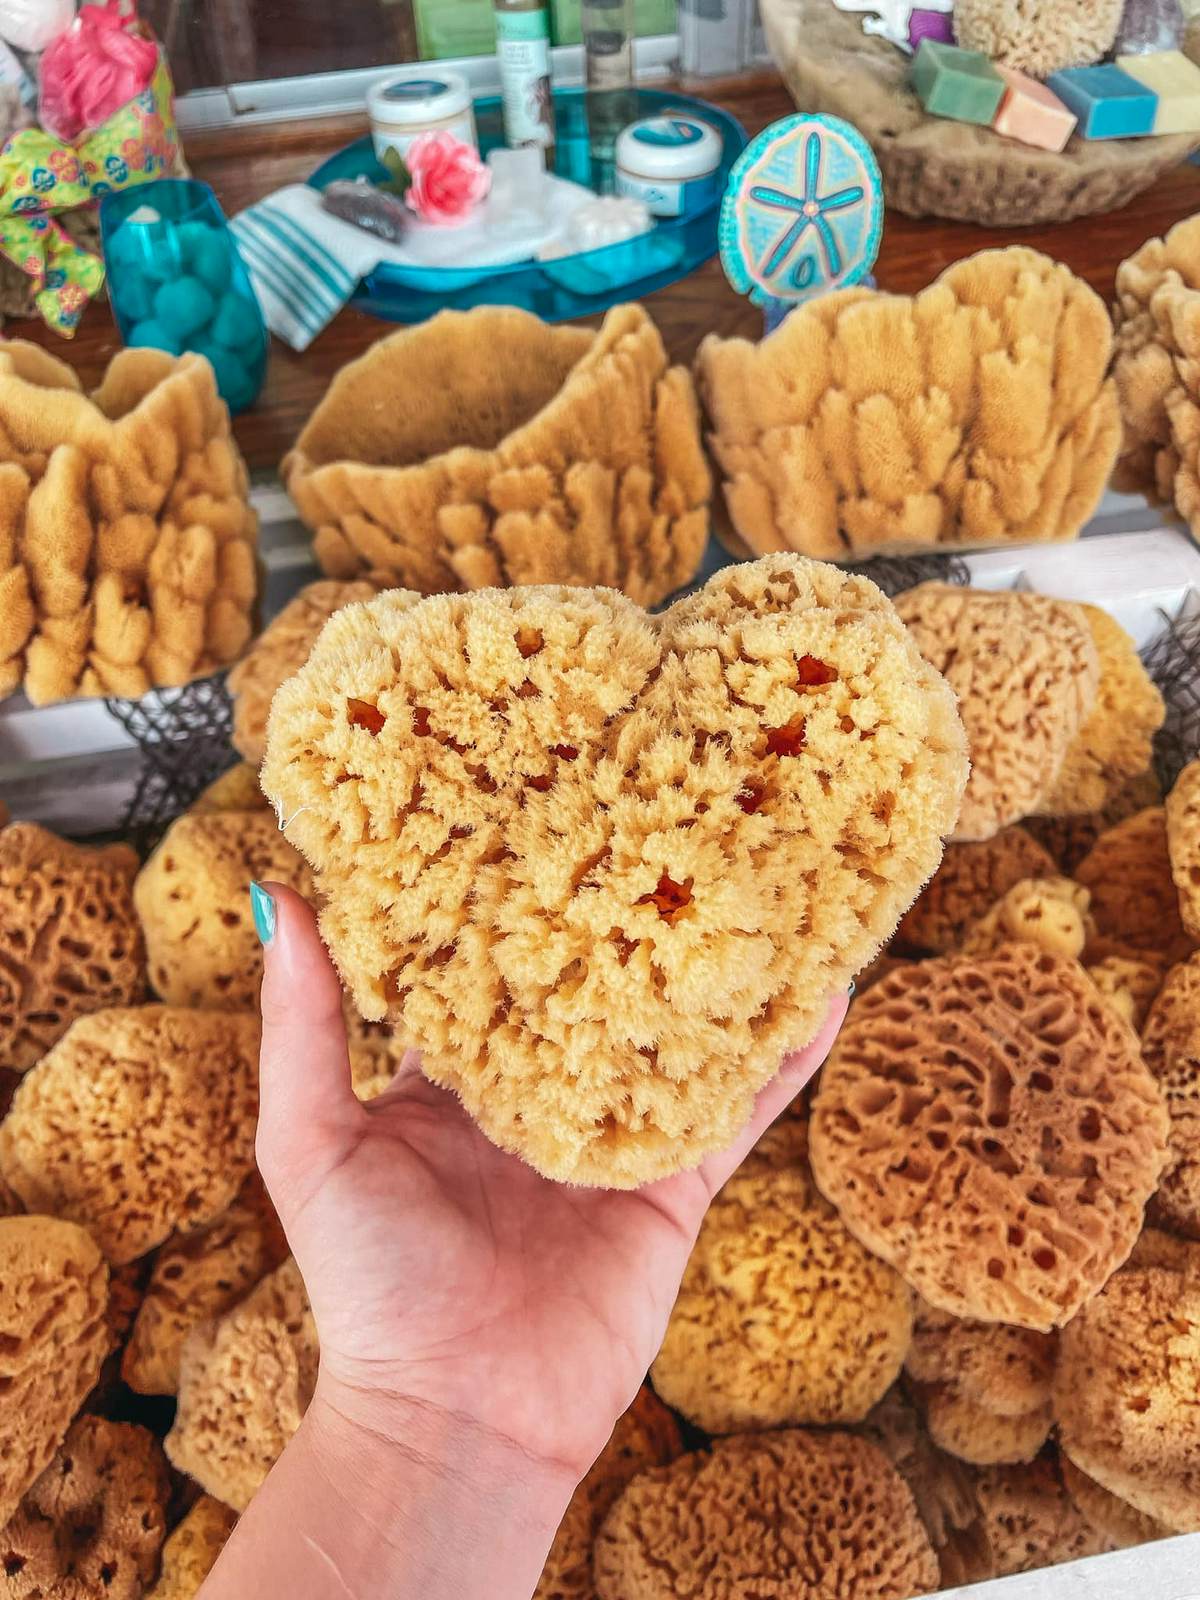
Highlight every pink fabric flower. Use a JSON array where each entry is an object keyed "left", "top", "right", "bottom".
[
  {"left": 403, "top": 131, "right": 490, "bottom": 228},
  {"left": 40, "top": 1, "right": 159, "bottom": 144}
]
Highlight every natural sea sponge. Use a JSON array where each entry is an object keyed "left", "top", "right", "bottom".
[
  {"left": 906, "top": 1304, "right": 1056, "bottom": 1421},
  {"left": 955, "top": 0, "right": 1123, "bottom": 77},
  {"left": 0, "top": 822, "right": 145, "bottom": 1072},
  {"left": 917, "top": 1387, "right": 1053, "bottom": 1468},
  {"left": 1060, "top": 1457, "right": 1171, "bottom": 1550},
  {"left": 695, "top": 250, "right": 1120, "bottom": 562},
  {"left": 2, "top": 1417, "right": 169, "bottom": 1600},
  {"left": 958, "top": 876, "right": 1093, "bottom": 963},
  {"left": 228, "top": 578, "right": 379, "bottom": 764},
  {"left": 1141, "top": 953, "right": 1200, "bottom": 1237},
  {"left": 146, "top": 1496, "right": 237, "bottom": 1599},
  {"left": 135, "top": 812, "right": 312, "bottom": 1009},
  {"left": 1085, "top": 952, "right": 1164, "bottom": 1031},
  {"left": 1076, "top": 807, "right": 1195, "bottom": 964},
  {"left": 284, "top": 304, "right": 710, "bottom": 608},
  {"left": 0, "top": 1007, "right": 260, "bottom": 1264},
  {"left": 1166, "top": 757, "right": 1200, "bottom": 939},
  {"left": 809, "top": 948, "right": 1170, "bottom": 1330},
  {"left": 898, "top": 828, "right": 1057, "bottom": 954},
  {"left": 970, "top": 1457, "right": 1111, "bottom": 1579},
  {"left": 0, "top": 1216, "right": 110, "bottom": 1529},
  {"left": 262, "top": 555, "right": 967, "bottom": 1187},
  {"left": 123, "top": 1175, "right": 289, "bottom": 1396},
  {"left": 592, "top": 1430, "right": 939, "bottom": 1600},
  {"left": 895, "top": 585, "right": 1100, "bottom": 843},
  {"left": 1055, "top": 1264, "right": 1200, "bottom": 1532},
  {"left": 190, "top": 761, "right": 269, "bottom": 815},
  {"left": 1027, "top": 767, "right": 1164, "bottom": 874},
  {"left": 651, "top": 1121, "right": 912, "bottom": 1432},
  {"left": 166, "top": 1259, "right": 317, "bottom": 1512},
  {"left": 1039, "top": 606, "right": 1165, "bottom": 817},
  {"left": 0, "top": 341, "right": 258, "bottom": 707},
  {"left": 536, "top": 1388, "right": 682, "bottom": 1600}
]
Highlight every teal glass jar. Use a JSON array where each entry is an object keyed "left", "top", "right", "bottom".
[{"left": 99, "top": 178, "right": 267, "bottom": 415}]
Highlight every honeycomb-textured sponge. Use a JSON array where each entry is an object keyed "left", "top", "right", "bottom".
[
  {"left": 895, "top": 585, "right": 1100, "bottom": 843},
  {"left": 651, "top": 1123, "right": 912, "bottom": 1432},
  {"left": 1026, "top": 767, "right": 1163, "bottom": 875},
  {"left": 535, "top": 1388, "right": 682, "bottom": 1600},
  {"left": 695, "top": 249, "right": 1119, "bottom": 562},
  {"left": 1, "top": 1417, "right": 168, "bottom": 1600},
  {"left": 970, "top": 1457, "right": 1111, "bottom": 1579},
  {"left": 261, "top": 554, "right": 968, "bottom": 1187},
  {"left": 0, "top": 1007, "right": 260, "bottom": 1264},
  {"left": 123, "top": 1175, "right": 289, "bottom": 1396},
  {"left": 0, "top": 1217, "right": 110, "bottom": 1530},
  {"left": 859, "top": 1388, "right": 994, "bottom": 1589},
  {"left": 1060, "top": 1457, "right": 1171, "bottom": 1551},
  {"left": 1166, "top": 758, "right": 1200, "bottom": 940},
  {"left": 284, "top": 304, "right": 710, "bottom": 608},
  {"left": 809, "top": 948, "right": 1170, "bottom": 1331},
  {"left": 0, "top": 341, "right": 258, "bottom": 707},
  {"left": 146, "top": 1497, "right": 237, "bottom": 1600},
  {"left": 1055, "top": 1264, "right": 1200, "bottom": 1533},
  {"left": 959, "top": 876, "right": 1093, "bottom": 962},
  {"left": 954, "top": 0, "right": 1123, "bottom": 78},
  {"left": 135, "top": 812, "right": 312, "bottom": 1010},
  {"left": 166, "top": 1259, "right": 317, "bottom": 1513},
  {"left": 228, "top": 579, "right": 379, "bottom": 764},
  {"left": 1141, "top": 953, "right": 1200, "bottom": 1238},
  {"left": 0, "top": 822, "right": 145, "bottom": 1073},
  {"left": 1039, "top": 607, "right": 1165, "bottom": 818},
  {"left": 190, "top": 762, "right": 270, "bottom": 815},
  {"left": 592, "top": 1430, "right": 939, "bottom": 1600},
  {"left": 897, "top": 828, "right": 1057, "bottom": 954},
  {"left": 1076, "top": 807, "right": 1195, "bottom": 964}
]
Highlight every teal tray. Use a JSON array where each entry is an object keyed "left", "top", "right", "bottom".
[{"left": 307, "top": 87, "right": 747, "bottom": 323}]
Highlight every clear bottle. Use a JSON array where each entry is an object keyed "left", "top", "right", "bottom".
[
  {"left": 583, "top": 0, "right": 634, "bottom": 161},
  {"left": 494, "top": 0, "right": 557, "bottom": 160}
]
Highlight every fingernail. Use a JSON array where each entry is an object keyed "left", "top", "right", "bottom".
[
  {"left": 847, "top": 980, "right": 857, "bottom": 999},
  {"left": 249, "top": 881, "right": 276, "bottom": 945}
]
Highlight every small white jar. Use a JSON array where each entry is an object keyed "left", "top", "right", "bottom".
[
  {"left": 368, "top": 72, "right": 479, "bottom": 163},
  {"left": 615, "top": 114, "right": 723, "bottom": 218}
]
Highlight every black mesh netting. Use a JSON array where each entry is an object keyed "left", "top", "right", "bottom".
[
  {"left": 103, "top": 673, "right": 238, "bottom": 850},
  {"left": 840, "top": 552, "right": 972, "bottom": 596},
  {"left": 1142, "top": 606, "right": 1200, "bottom": 794}
]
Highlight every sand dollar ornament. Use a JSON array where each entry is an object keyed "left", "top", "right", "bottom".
[{"left": 719, "top": 113, "right": 884, "bottom": 316}]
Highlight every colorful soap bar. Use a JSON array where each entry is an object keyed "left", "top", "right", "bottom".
[
  {"left": 994, "top": 66, "right": 1078, "bottom": 152},
  {"left": 1047, "top": 65, "right": 1159, "bottom": 140},
  {"left": 912, "top": 39, "right": 1006, "bottom": 126},
  {"left": 1117, "top": 50, "right": 1200, "bottom": 135}
]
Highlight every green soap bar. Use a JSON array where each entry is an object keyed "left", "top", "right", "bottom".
[
  {"left": 127, "top": 319, "right": 182, "bottom": 356},
  {"left": 913, "top": 38, "right": 1006, "bottom": 126},
  {"left": 210, "top": 293, "right": 261, "bottom": 348},
  {"left": 154, "top": 276, "right": 216, "bottom": 338}
]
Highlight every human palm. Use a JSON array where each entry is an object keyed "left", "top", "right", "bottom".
[{"left": 256, "top": 885, "right": 846, "bottom": 1482}]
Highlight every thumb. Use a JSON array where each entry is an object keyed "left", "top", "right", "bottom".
[{"left": 252, "top": 881, "right": 364, "bottom": 1197}]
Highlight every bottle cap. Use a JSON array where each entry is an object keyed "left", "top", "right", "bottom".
[
  {"left": 615, "top": 115, "right": 723, "bottom": 182},
  {"left": 368, "top": 71, "right": 472, "bottom": 127}
]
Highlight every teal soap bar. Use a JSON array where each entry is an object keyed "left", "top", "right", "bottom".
[
  {"left": 913, "top": 38, "right": 1006, "bottom": 126},
  {"left": 1047, "top": 65, "right": 1159, "bottom": 139}
]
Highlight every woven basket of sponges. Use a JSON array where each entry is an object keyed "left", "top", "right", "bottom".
[
  {"left": 0, "top": 340, "right": 259, "bottom": 707},
  {"left": 760, "top": 0, "right": 1200, "bottom": 227},
  {"left": 695, "top": 248, "right": 1121, "bottom": 562},
  {"left": 282, "top": 302, "right": 711, "bottom": 609}
]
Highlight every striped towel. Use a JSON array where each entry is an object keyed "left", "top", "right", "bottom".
[{"left": 230, "top": 185, "right": 379, "bottom": 352}]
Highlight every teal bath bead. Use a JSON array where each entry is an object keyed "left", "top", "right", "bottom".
[
  {"left": 116, "top": 273, "right": 154, "bottom": 325},
  {"left": 191, "top": 335, "right": 247, "bottom": 403},
  {"left": 180, "top": 222, "right": 232, "bottom": 293},
  {"left": 154, "top": 275, "right": 216, "bottom": 338},
  {"left": 127, "top": 319, "right": 182, "bottom": 356},
  {"left": 210, "top": 292, "right": 262, "bottom": 349}
]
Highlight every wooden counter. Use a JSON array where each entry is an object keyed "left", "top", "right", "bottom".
[{"left": 12, "top": 68, "right": 1200, "bottom": 472}]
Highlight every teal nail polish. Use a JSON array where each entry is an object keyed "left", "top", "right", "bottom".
[
  {"left": 847, "top": 980, "right": 857, "bottom": 999},
  {"left": 249, "top": 881, "right": 276, "bottom": 945}
]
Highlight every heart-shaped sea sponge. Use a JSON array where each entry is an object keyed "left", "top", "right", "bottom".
[{"left": 262, "top": 555, "right": 968, "bottom": 1187}]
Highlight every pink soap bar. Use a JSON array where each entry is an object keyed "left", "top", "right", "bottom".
[{"left": 994, "top": 66, "right": 1078, "bottom": 152}]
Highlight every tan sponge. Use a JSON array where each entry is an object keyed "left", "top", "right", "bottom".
[
  {"left": 261, "top": 554, "right": 967, "bottom": 1187},
  {"left": 651, "top": 1119, "right": 912, "bottom": 1433},
  {"left": 1141, "top": 953, "right": 1200, "bottom": 1239},
  {"left": 1076, "top": 807, "right": 1195, "bottom": 964},
  {"left": 593, "top": 1430, "right": 939, "bottom": 1600},
  {"left": 810, "top": 947, "right": 1169, "bottom": 1330},
  {"left": 284, "top": 304, "right": 710, "bottom": 608},
  {"left": 1166, "top": 757, "right": 1200, "bottom": 940},
  {"left": 895, "top": 584, "right": 1100, "bottom": 842},
  {"left": 0, "top": 822, "right": 145, "bottom": 1073},
  {"left": 0, "top": 1216, "right": 110, "bottom": 1530},
  {"left": 898, "top": 827, "right": 1056, "bottom": 954},
  {"left": 146, "top": 1495, "right": 237, "bottom": 1600},
  {"left": 0, "top": 1006, "right": 260, "bottom": 1264}
]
